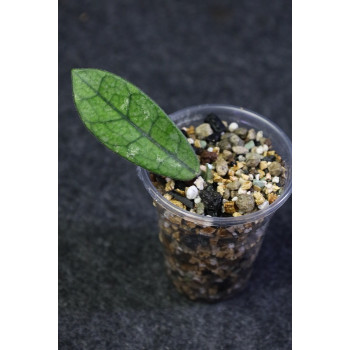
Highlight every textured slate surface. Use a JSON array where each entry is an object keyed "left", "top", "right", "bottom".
[{"left": 59, "top": 0, "right": 292, "bottom": 349}]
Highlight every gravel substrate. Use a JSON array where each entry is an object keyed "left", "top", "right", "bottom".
[
  {"left": 156, "top": 205, "right": 269, "bottom": 301},
  {"left": 151, "top": 113, "right": 287, "bottom": 218}
]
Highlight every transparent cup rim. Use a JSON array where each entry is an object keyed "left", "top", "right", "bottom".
[{"left": 137, "top": 104, "right": 292, "bottom": 226}]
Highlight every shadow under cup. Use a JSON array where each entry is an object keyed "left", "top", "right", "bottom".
[{"left": 138, "top": 104, "right": 292, "bottom": 301}]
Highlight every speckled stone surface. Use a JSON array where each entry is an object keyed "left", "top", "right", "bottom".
[{"left": 59, "top": 0, "right": 292, "bottom": 349}]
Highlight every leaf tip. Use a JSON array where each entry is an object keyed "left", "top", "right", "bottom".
[{"left": 71, "top": 68, "right": 83, "bottom": 81}]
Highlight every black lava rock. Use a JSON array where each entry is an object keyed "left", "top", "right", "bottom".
[
  {"left": 204, "top": 113, "right": 226, "bottom": 133},
  {"left": 175, "top": 180, "right": 187, "bottom": 190},
  {"left": 200, "top": 185, "right": 223, "bottom": 216},
  {"left": 206, "top": 132, "right": 221, "bottom": 143},
  {"left": 262, "top": 155, "right": 276, "bottom": 162},
  {"left": 192, "top": 145, "right": 204, "bottom": 155},
  {"left": 174, "top": 179, "right": 195, "bottom": 191},
  {"left": 169, "top": 190, "right": 194, "bottom": 209},
  {"left": 155, "top": 174, "right": 166, "bottom": 185}
]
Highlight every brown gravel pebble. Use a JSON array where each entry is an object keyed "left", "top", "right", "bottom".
[
  {"left": 218, "top": 139, "right": 232, "bottom": 150},
  {"left": 200, "top": 150, "right": 218, "bottom": 164},
  {"left": 186, "top": 125, "right": 195, "bottom": 135},
  {"left": 253, "top": 191, "right": 265, "bottom": 205},
  {"left": 216, "top": 158, "right": 229, "bottom": 176},
  {"left": 236, "top": 194, "right": 255, "bottom": 213},
  {"left": 195, "top": 123, "right": 213, "bottom": 139},
  {"left": 226, "top": 180, "right": 241, "bottom": 191},
  {"left": 232, "top": 146, "right": 248, "bottom": 154},
  {"left": 268, "top": 193, "right": 278, "bottom": 204},
  {"left": 264, "top": 138, "right": 272, "bottom": 146},
  {"left": 268, "top": 161, "right": 283, "bottom": 176},
  {"left": 230, "top": 134, "right": 244, "bottom": 146},
  {"left": 259, "top": 161, "right": 268, "bottom": 170},
  {"left": 241, "top": 181, "right": 253, "bottom": 190},
  {"left": 234, "top": 127, "right": 248, "bottom": 138},
  {"left": 247, "top": 128, "right": 256, "bottom": 140},
  {"left": 170, "top": 199, "right": 186, "bottom": 209},
  {"left": 245, "top": 153, "right": 261, "bottom": 167},
  {"left": 224, "top": 201, "right": 236, "bottom": 214},
  {"left": 222, "top": 150, "right": 233, "bottom": 160}
]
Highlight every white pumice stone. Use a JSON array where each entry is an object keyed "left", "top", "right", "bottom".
[
  {"left": 272, "top": 176, "right": 280, "bottom": 183},
  {"left": 187, "top": 138, "right": 194, "bottom": 144},
  {"left": 232, "top": 196, "right": 238, "bottom": 201},
  {"left": 194, "top": 176, "right": 205, "bottom": 190},
  {"left": 256, "top": 146, "right": 264, "bottom": 154},
  {"left": 206, "top": 163, "right": 213, "bottom": 169},
  {"left": 255, "top": 174, "right": 260, "bottom": 180},
  {"left": 238, "top": 187, "right": 247, "bottom": 194},
  {"left": 228, "top": 122, "right": 239, "bottom": 132},
  {"left": 186, "top": 185, "right": 199, "bottom": 200},
  {"left": 263, "top": 144, "right": 269, "bottom": 152},
  {"left": 258, "top": 201, "right": 269, "bottom": 210},
  {"left": 265, "top": 183, "right": 273, "bottom": 194},
  {"left": 194, "top": 196, "right": 201, "bottom": 204},
  {"left": 207, "top": 147, "right": 213, "bottom": 152},
  {"left": 256, "top": 131, "right": 264, "bottom": 141}
]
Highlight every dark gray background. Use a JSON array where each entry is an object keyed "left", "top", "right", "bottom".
[{"left": 59, "top": 0, "right": 292, "bottom": 349}]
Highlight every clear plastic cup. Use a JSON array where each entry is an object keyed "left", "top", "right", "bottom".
[{"left": 137, "top": 104, "right": 292, "bottom": 301}]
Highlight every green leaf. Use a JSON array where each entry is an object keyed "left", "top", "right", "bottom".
[{"left": 72, "top": 69, "right": 200, "bottom": 180}]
